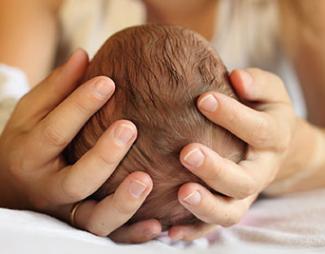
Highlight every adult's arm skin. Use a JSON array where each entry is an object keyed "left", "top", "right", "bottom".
[
  {"left": 279, "top": 0, "right": 325, "bottom": 126},
  {"left": 0, "top": 0, "right": 61, "bottom": 85},
  {"left": 0, "top": 50, "right": 162, "bottom": 243},
  {"left": 258, "top": 0, "right": 325, "bottom": 192},
  {"left": 270, "top": 0, "right": 325, "bottom": 191}
]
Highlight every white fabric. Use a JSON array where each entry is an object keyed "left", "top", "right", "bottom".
[
  {"left": 2, "top": 188, "right": 325, "bottom": 253},
  {"left": 0, "top": 64, "right": 30, "bottom": 133},
  {"left": 0, "top": 64, "right": 29, "bottom": 101}
]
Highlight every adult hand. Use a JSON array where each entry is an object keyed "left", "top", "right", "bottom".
[
  {"left": 0, "top": 49, "right": 161, "bottom": 243},
  {"left": 169, "top": 68, "right": 296, "bottom": 241}
]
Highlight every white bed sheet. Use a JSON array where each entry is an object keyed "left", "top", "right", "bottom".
[{"left": 2, "top": 188, "right": 325, "bottom": 254}]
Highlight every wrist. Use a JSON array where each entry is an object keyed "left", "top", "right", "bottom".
[
  {"left": 0, "top": 165, "right": 27, "bottom": 209},
  {"left": 264, "top": 117, "right": 325, "bottom": 195}
]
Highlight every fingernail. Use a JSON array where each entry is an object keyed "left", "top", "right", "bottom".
[
  {"left": 129, "top": 180, "right": 147, "bottom": 198},
  {"left": 114, "top": 124, "right": 136, "bottom": 145},
  {"left": 94, "top": 78, "right": 114, "bottom": 98},
  {"left": 183, "top": 148, "right": 205, "bottom": 168},
  {"left": 183, "top": 191, "right": 201, "bottom": 205},
  {"left": 198, "top": 94, "right": 218, "bottom": 112},
  {"left": 240, "top": 70, "right": 253, "bottom": 86}
]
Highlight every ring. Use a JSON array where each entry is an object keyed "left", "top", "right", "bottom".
[{"left": 70, "top": 201, "right": 83, "bottom": 227}]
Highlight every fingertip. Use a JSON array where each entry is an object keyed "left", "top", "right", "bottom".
[
  {"left": 63, "top": 48, "right": 89, "bottom": 72},
  {"left": 124, "top": 171, "right": 153, "bottom": 199},
  {"left": 116, "top": 119, "right": 137, "bottom": 130},
  {"left": 197, "top": 92, "right": 211, "bottom": 106},
  {"left": 168, "top": 226, "right": 184, "bottom": 240},
  {"left": 142, "top": 219, "right": 162, "bottom": 237},
  {"left": 111, "top": 120, "right": 138, "bottom": 147},
  {"left": 110, "top": 219, "right": 162, "bottom": 243},
  {"left": 113, "top": 119, "right": 138, "bottom": 136},
  {"left": 133, "top": 219, "right": 162, "bottom": 240},
  {"left": 128, "top": 171, "right": 153, "bottom": 192},
  {"left": 93, "top": 75, "right": 115, "bottom": 86},
  {"left": 49, "top": 49, "right": 89, "bottom": 90},
  {"left": 230, "top": 69, "right": 254, "bottom": 99},
  {"left": 91, "top": 76, "right": 116, "bottom": 99},
  {"left": 179, "top": 143, "right": 201, "bottom": 163},
  {"left": 197, "top": 92, "right": 219, "bottom": 113},
  {"left": 177, "top": 182, "right": 201, "bottom": 202},
  {"left": 229, "top": 69, "right": 245, "bottom": 92},
  {"left": 74, "top": 48, "right": 88, "bottom": 59}
]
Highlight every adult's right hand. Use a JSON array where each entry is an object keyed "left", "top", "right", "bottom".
[{"left": 0, "top": 49, "right": 161, "bottom": 243}]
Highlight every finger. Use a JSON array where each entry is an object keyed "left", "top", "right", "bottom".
[
  {"left": 73, "top": 172, "right": 153, "bottom": 237},
  {"left": 239, "top": 150, "right": 280, "bottom": 188},
  {"left": 109, "top": 219, "right": 162, "bottom": 243},
  {"left": 17, "top": 49, "right": 89, "bottom": 125},
  {"left": 180, "top": 143, "right": 259, "bottom": 199},
  {"left": 197, "top": 91, "right": 277, "bottom": 148},
  {"left": 30, "top": 76, "right": 115, "bottom": 160},
  {"left": 169, "top": 223, "right": 217, "bottom": 241},
  {"left": 48, "top": 120, "right": 137, "bottom": 203},
  {"left": 178, "top": 183, "right": 255, "bottom": 227},
  {"left": 230, "top": 68, "right": 290, "bottom": 104}
]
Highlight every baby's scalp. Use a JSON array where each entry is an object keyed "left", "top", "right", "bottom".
[{"left": 64, "top": 24, "right": 246, "bottom": 230}]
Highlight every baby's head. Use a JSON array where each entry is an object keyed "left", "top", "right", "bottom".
[{"left": 65, "top": 25, "right": 246, "bottom": 230}]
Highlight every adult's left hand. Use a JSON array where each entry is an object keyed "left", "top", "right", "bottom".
[{"left": 169, "top": 68, "right": 296, "bottom": 241}]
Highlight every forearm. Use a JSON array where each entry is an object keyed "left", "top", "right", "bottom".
[
  {"left": 279, "top": 0, "right": 325, "bottom": 126},
  {"left": 264, "top": 118, "right": 325, "bottom": 195},
  {"left": 0, "top": 0, "right": 61, "bottom": 85},
  {"left": 269, "top": 2, "right": 325, "bottom": 195}
]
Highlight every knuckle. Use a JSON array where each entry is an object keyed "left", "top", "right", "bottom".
[
  {"left": 73, "top": 84, "right": 106, "bottom": 115},
  {"left": 202, "top": 205, "right": 219, "bottom": 224},
  {"left": 87, "top": 224, "right": 109, "bottom": 237},
  {"left": 273, "top": 124, "right": 292, "bottom": 152},
  {"left": 29, "top": 195, "right": 50, "bottom": 211},
  {"left": 6, "top": 154, "right": 22, "bottom": 175},
  {"left": 61, "top": 179, "right": 85, "bottom": 201},
  {"left": 73, "top": 98, "right": 94, "bottom": 115},
  {"left": 112, "top": 199, "right": 135, "bottom": 216},
  {"left": 236, "top": 178, "right": 259, "bottom": 199},
  {"left": 225, "top": 107, "right": 238, "bottom": 126},
  {"left": 42, "top": 123, "right": 68, "bottom": 147},
  {"left": 204, "top": 164, "right": 222, "bottom": 184},
  {"left": 275, "top": 135, "right": 290, "bottom": 152},
  {"left": 95, "top": 150, "right": 117, "bottom": 168},
  {"left": 221, "top": 212, "right": 241, "bottom": 227},
  {"left": 6, "top": 147, "right": 28, "bottom": 176},
  {"left": 251, "top": 116, "right": 271, "bottom": 147},
  {"left": 85, "top": 220, "right": 108, "bottom": 237}
]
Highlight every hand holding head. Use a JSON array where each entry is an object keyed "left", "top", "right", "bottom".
[{"left": 65, "top": 25, "right": 246, "bottom": 230}]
